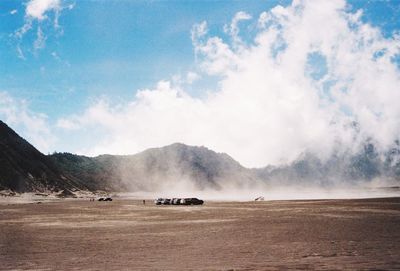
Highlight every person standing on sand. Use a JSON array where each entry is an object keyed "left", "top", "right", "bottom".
[{"left": 143, "top": 200, "right": 146, "bottom": 205}]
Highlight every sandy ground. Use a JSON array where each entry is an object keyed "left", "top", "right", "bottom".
[{"left": 1, "top": 198, "right": 400, "bottom": 270}]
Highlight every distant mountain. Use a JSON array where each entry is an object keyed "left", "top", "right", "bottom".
[
  {"left": 255, "top": 142, "right": 400, "bottom": 186},
  {"left": 49, "top": 153, "right": 125, "bottom": 191},
  {"left": 1, "top": 119, "right": 399, "bottom": 193},
  {"left": 116, "top": 143, "right": 256, "bottom": 191},
  {"left": 50, "top": 143, "right": 257, "bottom": 192},
  {"left": 0, "top": 120, "right": 256, "bottom": 192},
  {"left": 0, "top": 121, "right": 87, "bottom": 192}
]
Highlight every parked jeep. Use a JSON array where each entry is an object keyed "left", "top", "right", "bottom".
[{"left": 186, "top": 198, "right": 204, "bottom": 205}]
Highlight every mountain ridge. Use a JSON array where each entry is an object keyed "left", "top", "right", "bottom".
[
  {"left": 0, "top": 121, "right": 88, "bottom": 192},
  {"left": 1, "top": 120, "right": 399, "bottom": 193}
]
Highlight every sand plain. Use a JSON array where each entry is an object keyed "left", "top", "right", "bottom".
[{"left": 0, "top": 197, "right": 400, "bottom": 270}]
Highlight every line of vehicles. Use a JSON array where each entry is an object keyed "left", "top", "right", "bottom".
[
  {"left": 98, "top": 197, "right": 112, "bottom": 201},
  {"left": 155, "top": 197, "right": 204, "bottom": 205}
]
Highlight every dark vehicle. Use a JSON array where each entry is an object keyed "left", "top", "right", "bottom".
[
  {"left": 183, "top": 198, "right": 204, "bottom": 205},
  {"left": 162, "top": 198, "right": 171, "bottom": 205},
  {"left": 155, "top": 198, "right": 163, "bottom": 205},
  {"left": 98, "top": 197, "right": 112, "bottom": 201}
]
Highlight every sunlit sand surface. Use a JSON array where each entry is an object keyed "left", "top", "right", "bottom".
[{"left": 1, "top": 198, "right": 400, "bottom": 270}]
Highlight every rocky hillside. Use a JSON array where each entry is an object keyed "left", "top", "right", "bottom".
[
  {"left": 0, "top": 121, "right": 87, "bottom": 192},
  {"left": 49, "top": 153, "right": 125, "bottom": 191}
]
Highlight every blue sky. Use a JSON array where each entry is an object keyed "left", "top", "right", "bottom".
[
  {"left": 1, "top": 0, "right": 400, "bottom": 166},
  {"left": 1, "top": 0, "right": 292, "bottom": 118},
  {"left": 1, "top": 0, "right": 398, "bottom": 120}
]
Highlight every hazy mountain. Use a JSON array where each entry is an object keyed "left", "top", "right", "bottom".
[
  {"left": 1, "top": 120, "right": 399, "bottom": 193},
  {"left": 50, "top": 143, "right": 257, "bottom": 192},
  {"left": 49, "top": 153, "right": 125, "bottom": 191},
  {"left": 0, "top": 120, "right": 256, "bottom": 192},
  {"left": 0, "top": 121, "right": 87, "bottom": 192},
  {"left": 115, "top": 143, "right": 257, "bottom": 191},
  {"left": 255, "top": 142, "right": 400, "bottom": 186}
]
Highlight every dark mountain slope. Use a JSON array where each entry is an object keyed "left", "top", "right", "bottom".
[
  {"left": 50, "top": 153, "right": 125, "bottom": 191},
  {"left": 0, "top": 120, "right": 86, "bottom": 192}
]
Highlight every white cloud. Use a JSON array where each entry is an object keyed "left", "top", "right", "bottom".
[
  {"left": 191, "top": 21, "right": 208, "bottom": 44},
  {"left": 170, "top": 71, "right": 201, "bottom": 86},
  {"left": 56, "top": 118, "right": 79, "bottom": 130},
  {"left": 25, "top": 0, "right": 60, "bottom": 21},
  {"left": 14, "top": 0, "right": 72, "bottom": 58},
  {"left": 224, "top": 11, "right": 252, "bottom": 46},
  {"left": 186, "top": 71, "right": 200, "bottom": 84},
  {"left": 58, "top": 0, "right": 400, "bottom": 167},
  {"left": 0, "top": 92, "right": 56, "bottom": 153},
  {"left": 51, "top": 51, "right": 60, "bottom": 60},
  {"left": 33, "top": 26, "right": 46, "bottom": 51},
  {"left": 192, "top": 26, "right": 238, "bottom": 76}
]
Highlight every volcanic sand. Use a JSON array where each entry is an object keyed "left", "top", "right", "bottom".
[{"left": 1, "top": 198, "right": 400, "bottom": 270}]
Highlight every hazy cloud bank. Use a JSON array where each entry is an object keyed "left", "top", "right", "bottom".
[{"left": 56, "top": 0, "right": 400, "bottom": 167}]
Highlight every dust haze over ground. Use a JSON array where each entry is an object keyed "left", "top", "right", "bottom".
[
  {"left": 111, "top": 143, "right": 400, "bottom": 201},
  {"left": 119, "top": 185, "right": 400, "bottom": 202},
  {"left": 114, "top": 164, "right": 400, "bottom": 202}
]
